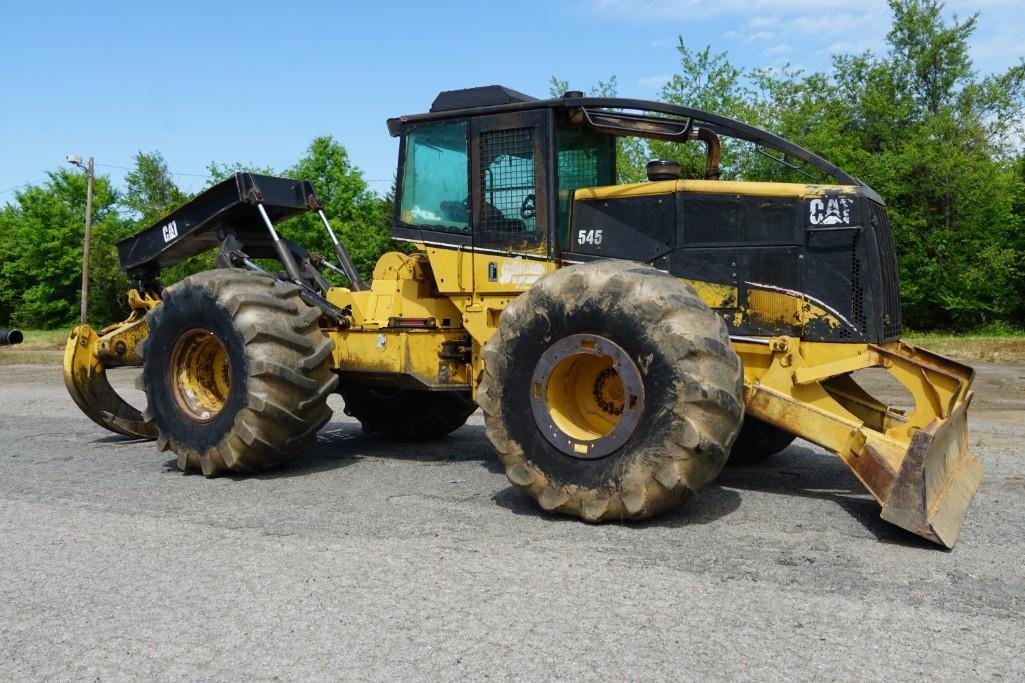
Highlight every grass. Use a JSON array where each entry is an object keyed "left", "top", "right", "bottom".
[
  {"left": 17, "top": 329, "right": 70, "bottom": 349},
  {"left": 0, "top": 328, "right": 67, "bottom": 366},
  {"left": 905, "top": 331, "right": 1025, "bottom": 364},
  {"left": 4, "top": 326, "right": 1025, "bottom": 367}
]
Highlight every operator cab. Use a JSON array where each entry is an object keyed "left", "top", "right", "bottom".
[{"left": 387, "top": 86, "right": 901, "bottom": 343}]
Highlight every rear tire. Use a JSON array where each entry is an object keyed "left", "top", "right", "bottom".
[
  {"left": 140, "top": 269, "right": 338, "bottom": 476},
  {"left": 726, "top": 415, "right": 796, "bottom": 465},
  {"left": 340, "top": 385, "right": 476, "bottom": 439},
  {"left": 478, "top": 260, "right": 744, "bottom": 522}
]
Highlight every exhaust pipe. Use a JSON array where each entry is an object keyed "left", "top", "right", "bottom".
[
  {"left": 688, "top": 127, "right": 721, "bottom": 180},
  {"left": 1, "top": 329, "right": 23, "bottom": 345}
]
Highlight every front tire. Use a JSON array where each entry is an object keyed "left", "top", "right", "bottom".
[
  {"left": 140, "top": 269, "right": 338, "bottom": 476},
  {"left": 478, "top": 260, "right": 744, "bottom": 521}
]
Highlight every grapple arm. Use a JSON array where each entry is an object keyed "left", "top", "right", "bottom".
[{"left": 63, "top": 291, "right": 159, "bottom": 439}]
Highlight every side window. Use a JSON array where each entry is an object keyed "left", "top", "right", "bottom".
[
  {"left": 480, "top": 128, "right": 537, "bottom": 237},
  {"left": 556, "top": 127, "right": 615, "bottom": 247},
  {"left": 399, "top": 121, "right": 469, "bottom": 231}
]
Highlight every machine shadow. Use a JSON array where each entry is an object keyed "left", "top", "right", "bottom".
[
  {"left": 172, "top": 421, "right": 506, "bottom": 480},
  {"left": 95, "top": 434, "right": 153, "bottom": 445},
  {"left": 158, "top": 419, "right": 935, "bottom": 547},
  {"left": 719, "top": 442, "right": 939, "bottom": 549},
  {"left": 490, "top": 483, "right": 743, "bottom": 528}
]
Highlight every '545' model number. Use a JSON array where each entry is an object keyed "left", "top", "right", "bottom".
[{"left": 577, "top": 229, "right": 604, "bottom": 246}]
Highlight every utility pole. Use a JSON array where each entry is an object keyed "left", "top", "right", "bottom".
[
  {"left": 80, "top": 156, "right": 94, "bottom": 324},
  {"left": 67, "top": 154, "right": 94, "bottom": 324}
]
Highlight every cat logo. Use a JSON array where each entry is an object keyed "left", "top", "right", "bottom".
[
  {"left": 808, "top": 197, "right": 853, "bottom": 226},
  {"left": 161, "top": 220, "right": 179, "bottom": 243}
]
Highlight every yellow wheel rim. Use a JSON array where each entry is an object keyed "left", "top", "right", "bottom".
[
  {"left": 530, "top": 334, "right": 644, "bottom": 459},
  {"left": 169, "top": 329, "right": 231, "bottom": 422}
]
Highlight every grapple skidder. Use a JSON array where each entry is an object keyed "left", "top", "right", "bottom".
[{"left": 65, "top": 86, "right": 982, "bottom": 546}]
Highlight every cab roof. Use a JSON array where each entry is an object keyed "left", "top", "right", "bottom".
[{"left": 387, "top": 84, "right": 872, "bottom": 192}]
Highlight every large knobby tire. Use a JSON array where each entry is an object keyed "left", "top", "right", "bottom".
[
  {"left": 340, "top": 385, "right": 476, "bottom": 439},
  {"left": 140, "top": 269, "right": 338, "bottom": 476},
  {"left": 726, "top": 415, "right": 796, "bottom": 465},
  {"left": 478, "top": 260, "right": 744, "bottom": 522}
]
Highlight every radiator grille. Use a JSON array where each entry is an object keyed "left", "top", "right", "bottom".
[
  {"left": 844, "top": 233, "right": 866, "bottom": 340},
  {"left": 869, "top": 202, "right": 902, "bottom": 340}
]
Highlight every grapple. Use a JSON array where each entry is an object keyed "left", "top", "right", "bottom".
[{"left": 63, "top": 293, "right": 158, "bottom": 439}]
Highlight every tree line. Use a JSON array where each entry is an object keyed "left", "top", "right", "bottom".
[
  {"left": 0, "top": 137, "right": 396, "bottom": 329},
  {"left": 1, "top": 0, "right": 1023, "bottom": 332}
]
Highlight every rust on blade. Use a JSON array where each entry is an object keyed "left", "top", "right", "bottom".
[{"left": 880, "top": 394, "right": 981, "bottom": 548}]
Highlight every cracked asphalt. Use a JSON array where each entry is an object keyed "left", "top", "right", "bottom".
[{"left": 1, "top": 362, "right": 1023, "bottom": 681}]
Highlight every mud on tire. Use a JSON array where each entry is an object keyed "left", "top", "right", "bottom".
[
  {"left": 140, "top": 269, "right": 338, "bottom": 476},
  {"left": 478, "top": 259, "right": 744, "bottom": 522},
  {"left": 340, "top": 385, "right": 476, "bottom": 440}
]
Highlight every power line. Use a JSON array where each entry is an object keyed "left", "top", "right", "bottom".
[
  {"left": 95, "top": 162, "right": 212, "bottom": 179},
  {"left": 3, "top": 167, "right": 391, "bottom": 196},
  {"left": 0, "top": 179, "right": 47, "bottom": 195}
]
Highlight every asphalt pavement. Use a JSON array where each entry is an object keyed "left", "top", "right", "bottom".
[{"left": 1, "top": 362, "right": 1023, "bottom": 681}]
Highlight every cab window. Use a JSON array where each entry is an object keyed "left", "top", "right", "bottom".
[
  {"left": 556, "top": 127, "right": 615, "bottom": 246},
  {"left": 480, "top": 127, "right": 537, "bottom": 237},
  {"left": 400, "top": 121, "right": 469, "bottom": 231}
]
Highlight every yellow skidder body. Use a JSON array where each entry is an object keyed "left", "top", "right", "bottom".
[{"left": 64, "top": 88, "right": 982, "bottom": 546}]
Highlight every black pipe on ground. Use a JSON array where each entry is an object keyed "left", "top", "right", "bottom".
[{"left": 0, "top": 329, "right": 24, "bottom": 345}]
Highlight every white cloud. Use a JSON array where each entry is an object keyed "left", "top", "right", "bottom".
[
  {"left": 722, "top": 28, "right": 777, "bottom": 43},
  {"left": 825, "top": 38, "right": 884, "bottom": 55},
  {"left": 593, "top": 0, "right": 886, "bottom": 20},
  {"left": 712, "top": 8, "right": 881, "bottom": 45},
  {"left": 638, "top": 74, "right": 672, "bottom": 89},
  {"left": 789, "top": 12, "right": 878, "bottom": 35},
  {"left": 747, "top": 15, "right": 781, "bottom": 29},
  {"left": 765, "top": 43, "right": 795, "bottom": 56},
  {"left": 590, "top": 0, "right": 1023, "bottom": 75},
  {"left": 968, "top": 29, "right": 1025, "bottom": 61}
]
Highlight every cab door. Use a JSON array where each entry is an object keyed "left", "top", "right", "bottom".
[{"left": 469, "top": 111, "right": 555, "bottom": 294}]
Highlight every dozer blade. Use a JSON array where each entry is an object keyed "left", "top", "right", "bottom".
[
  {"left": 63, "top": 324, "right": 157, "bottom": 439},
  {"left": 738, "top": 337, "right": 982, "bottom": 548},
  {"left": 880, "top": 394, "right": 982, "bottom": 548}
]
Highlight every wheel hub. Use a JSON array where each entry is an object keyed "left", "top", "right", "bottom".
[
  {"left": 169, "top": 329, "right": 231, "bottom": 422},
  {"left": 529, "top": 333, "right": 644, "bottom": 459}
]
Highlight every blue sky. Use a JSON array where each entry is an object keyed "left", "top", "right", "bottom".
[{"left": 1, "top": 0, "right": 1021, "bottom": 201}]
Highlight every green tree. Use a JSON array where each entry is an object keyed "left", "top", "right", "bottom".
[
  {"left": 123, "top": 151, "right": 188, "bottom": 223},
  {"left": 805, "top": 0, "right": 1025, "bottom": 329},
  {"left": 0, "top": 170, "right": 126, "bottom": 328},
  {"left": 283, "top": 135, "right": 393, "bottom": 282},
  {"left": 205, "top": 160, "right": 275, "bottom": 184}
]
